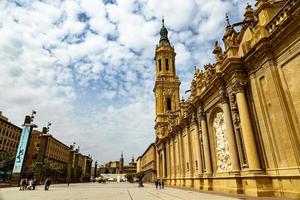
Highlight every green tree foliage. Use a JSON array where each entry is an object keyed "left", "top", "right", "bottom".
[
  {"left": 0, "top": 151, "right": 15, "bottom": 172},
  {"left": 0, "top": 151, "right": 15, "bottom": 181}
]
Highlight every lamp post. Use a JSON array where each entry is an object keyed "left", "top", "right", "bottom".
[
  {"left": 33, "top": 122, "right": 52, "bottom": 183},
  {"left": 94, "top": 161, "right": 98, "bottom": 179}
]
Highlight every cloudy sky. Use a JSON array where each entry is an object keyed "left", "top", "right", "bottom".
[{"left": 0, "top": 0, "right": 255, "bottom": 164}]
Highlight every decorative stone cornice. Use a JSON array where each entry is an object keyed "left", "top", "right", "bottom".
[{"left": 265, "top": 0, "right": 299, "bottom": 34}]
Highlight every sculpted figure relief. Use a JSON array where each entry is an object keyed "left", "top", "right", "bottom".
[
  {"left": 213, "top": 112, "right": 232, "bottom": 172},
  {"left": 213, "top": 41, "right": 224, "bottom": 62}
]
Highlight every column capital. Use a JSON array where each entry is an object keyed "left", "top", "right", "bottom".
[
  {"left": 198, "top": 109, "right": 206, "bottom": 121},
  {"left": 232, "top": 81, "right": 247, "bottom": 94},
  {"left": 219, "top": 90, "right": 229, "bottom": 104},
  {"left": 190, "top": 112, "right": 198, "bottom": 125}
]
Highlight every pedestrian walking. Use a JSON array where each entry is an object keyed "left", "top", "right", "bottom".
[
  {"left": 32, "top": 178, "right": 37, "bottom": 190},
  {"left": 19, "top": 179, "right": 25, "bottom": 191},
  {"left": 28, "top": 179, "right": 33, "bottom": 190},
  {"left": 22, "top": 178, "right": 28, "bottom": 190},
  {"left": 44, "top": 178, "right": 48, "bottom": 190},
  {"left": 158, "top": 179, "right": 161, "bottom": 189},
  {"left": 44, "top": 177, "right": 51, "bottom": 190},
  {"left": 161, "top": 180, "right": 164, "bottom": 189},
  {"left": 155, "top": 180, "right": 158, "bottom": 189},
  {"left": 67, "top": 180, "right": 70, "bottom": 186}
]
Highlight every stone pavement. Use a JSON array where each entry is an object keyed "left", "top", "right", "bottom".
[{"left": 0, "top": 182, "right": 287, "bottom": 200}]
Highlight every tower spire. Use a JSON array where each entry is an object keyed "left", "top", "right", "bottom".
[{"left": 159, "top": 16, "right": 170, "bottom": 45}]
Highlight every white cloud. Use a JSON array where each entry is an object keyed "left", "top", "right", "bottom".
[{"left": 0, "top": 0, "right": 255, "bottom": 164}]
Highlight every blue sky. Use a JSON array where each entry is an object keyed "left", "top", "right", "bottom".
[{"left": 0, "top": 0, "right": 255, "bottom": 164}]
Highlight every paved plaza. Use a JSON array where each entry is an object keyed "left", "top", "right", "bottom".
[
  {"left": 0, "top": 182, "right": 236, "bottom": 200},
  {"left": 0, "top": 182, "right": 288, "bottom": 200}
]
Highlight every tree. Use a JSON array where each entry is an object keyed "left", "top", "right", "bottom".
[
  {"left": 0, "top": 151, "right": 15, "bottom": 181},
  {"left": 135, "top": 172, "right": 145, "bottom": 181},
  {"left": 125, "top": 173, "right": 134, "bottom": 183}
]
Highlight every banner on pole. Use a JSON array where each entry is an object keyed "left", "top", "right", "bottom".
[{"left": 12, "top": 126, "right": 31, "bottom": 173}]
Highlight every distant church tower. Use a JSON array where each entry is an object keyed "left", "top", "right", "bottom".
[{"left": 154, "top": 18, "right": 180, "bottom": 140}]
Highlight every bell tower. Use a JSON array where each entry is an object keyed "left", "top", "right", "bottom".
[{"left": 154, "top": 18, "right": 180, "bottom": 139}]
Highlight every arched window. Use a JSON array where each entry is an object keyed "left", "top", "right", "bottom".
[
  {"left": 158, "top": 59, "right": 162, "bottom": 71},
  {"left": 165, "top": 58, "right": 169, "bottom": 71},
  {"left": 167, "top": 98, "right": 172, "bottom": 111}
]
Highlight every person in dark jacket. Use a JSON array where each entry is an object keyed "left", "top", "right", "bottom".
[
  {"left": 32, "top": 178, "right": 37, "bottom": 190},
  {"left": 44, "top": 178, "right": 51, "bottom": 190}
]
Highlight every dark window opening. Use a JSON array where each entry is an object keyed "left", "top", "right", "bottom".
[
  {"left": 195, "top": 160, "right": 198, "bottom": 170},
  {"left": 187, "top": 162, "right": 189, "bottom": 171},
  {"left": 158, "top": 59, "right": 162, "bottom": 71},
  {"left": 166, "top": 58, "right": 169, "bottom": 71},
  {"left": 173, "top": 60, "right": 175, "bottom": 72},
  {"left": 167, "top": 98, "right": 172, "bottom": 111}
]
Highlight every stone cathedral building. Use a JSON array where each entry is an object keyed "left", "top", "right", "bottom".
[{"left": 153, "top": 0, "right": 300, "bottom": 198}]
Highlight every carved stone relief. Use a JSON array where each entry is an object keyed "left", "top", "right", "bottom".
[{"left": 213, "top": 112, "right": 232, "bottom": 172}]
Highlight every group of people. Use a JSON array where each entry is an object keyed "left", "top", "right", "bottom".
[
  {"left": 19, "top": 178, "right": 37, "bottom": 190},
  {"left": 19, "top": 177, "right": 52, "bottom": 191},
  {"left": 155, "top": 179, "right": 164, "bottom": 189}
]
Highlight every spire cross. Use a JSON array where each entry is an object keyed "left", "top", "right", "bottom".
[{"left": 226, "top": 13, "right": 231, "bottom": 26}]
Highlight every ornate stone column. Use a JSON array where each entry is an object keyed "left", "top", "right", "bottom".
[
  {"left": 220, "top": 90, "right": 240, "bottom": 171},
  {"left": 192, "top": 113, "right": 203, "bottom": 175},
  {"left": 166, "top": 141, "right": 171, "bottom": 180},
  {"left": 178, "top": 130, "right": 185, "bottom": 185},
  {"left": 156, "top": 149, "right": 160, "bottom": 179},
  {"left": 184, "top": 123, "right": 194, "bottom": 187},
  {"left": 233, "top": 82, "right": 261, "bottom": 170},
  {"left": 175, "top": 133, "right": 180, "bottom": 182},
  {"left": 199, "top": 110, "right": 212, "bottom": 174},
  {"left": 171, "top": 136, "right": 176, "bottom": 179},
  {"left": 161, "top": 148, "right": 166, "bottom": 178}
]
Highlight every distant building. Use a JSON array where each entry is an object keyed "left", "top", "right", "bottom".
[
  {"left": 123, "top": 156, "right": 137, "bottom": 174},
  {"left": 0, "top": 112, "right": 21, "bottom": 154},
  {"left": 99, "top": 153, "right": 137, "bottom": 175},
  {"left": 23, "top": 128, "right": 92, "bottom": 183},
  {"left": 136, "top": 143, "right": 156, "bottom": 182}
]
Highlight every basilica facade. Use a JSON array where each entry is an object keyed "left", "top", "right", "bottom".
[{"left": 154, "top": 0, "right": 300, "bottom": 198}]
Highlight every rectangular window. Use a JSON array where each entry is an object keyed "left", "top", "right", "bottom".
[
  {"left": 166, "top": 58, "right": 169, "bottom": 71},
  {"left": 187, "top": 162, "right": 189, "bottom": 171},
  {"left": 195, "top": 160, "right": 198, "bottom": 170}
]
